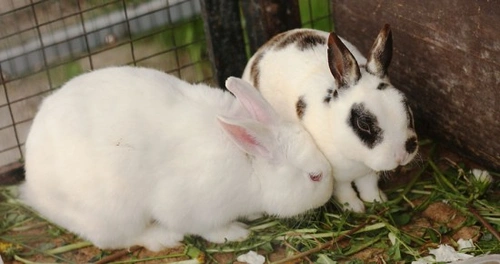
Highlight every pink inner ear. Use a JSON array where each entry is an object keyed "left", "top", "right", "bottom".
[
  {"left": 220, "top": 121, "right": 259, "bottom": 146},
  {"left": 218, "top": 117, "right": 272, "bottom": 158}
]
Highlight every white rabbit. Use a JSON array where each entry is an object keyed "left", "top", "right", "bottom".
[
  {"left": 20, "top": 66, "right": 333, "bottom": 251},
  {"left": 242, "top": 24, "right": 418, "bottom": 212}
]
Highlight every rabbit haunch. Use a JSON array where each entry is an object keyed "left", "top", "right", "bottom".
[
  {"left": 20, "top": 66, "right": 333, "bottom": 251},
  {"left": 242, "top": 24, "right": 418, "bottom": 212}
]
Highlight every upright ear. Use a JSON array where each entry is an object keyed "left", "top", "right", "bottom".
[
  {"left": 217, "top": 115, "right": 273, "bottom": 159},
  {"left": 225, "top": 77, "right": 279, "bottom": 125},
  {"left": 366, "top": 24, "right": 393, "bottom": 78},
  {"left": 327, "top": 32, "right": 361, "bottom": 89}
]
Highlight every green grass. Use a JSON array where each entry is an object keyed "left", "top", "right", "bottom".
[
  {"left": 3, "top": 3, "right": 499, "bottom": 264},
  {"left": 1, "top": 141, "right": 499, "bottom": 263},
  {"left": 192, "top": 142, "right": 499, "bottom": 263}
]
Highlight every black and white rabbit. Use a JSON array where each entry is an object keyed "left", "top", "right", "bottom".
[
  {"left": 242, "top": 24, "right": 418, "bottom": 212},
  {"left": 21, "top": 67, "right": 333, "bottom": 251}
]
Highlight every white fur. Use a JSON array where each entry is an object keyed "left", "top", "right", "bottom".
[
  {"left": 242, "top": 27, "right": 418, "bottom": 212},
  {"left": 20, "top": 66, "right": 333, "bottom": 251}
]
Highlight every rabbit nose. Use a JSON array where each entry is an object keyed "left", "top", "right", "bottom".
[
  {"left": 405, "top": 136, "right": 418, "bottom": 154},
  {"left": 395, "top": 151, "right": 410, "bottom": 166}
]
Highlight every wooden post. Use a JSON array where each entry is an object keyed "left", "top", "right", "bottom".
[
  {"left": 200, "top": 0, "right": 248, "bottom": 87},
  {"left": 332, "top": 1, "right": 500, "bottom": 170},
  {"left": 241, "top": 0, "right": 301, "bottom": 53}
]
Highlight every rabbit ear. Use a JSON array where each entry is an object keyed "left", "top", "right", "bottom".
[
  {"left": 217, "top": 115, "right": 273, "bottom": 159},
  {"left": 366, "top": 24, "right": 392, "bottom": 78},
  {"left": 327, "top": 32, "right": 361, "bottom": 89},
  {"left": 225, "top": 77, "right": 279, "bottom": 125}
]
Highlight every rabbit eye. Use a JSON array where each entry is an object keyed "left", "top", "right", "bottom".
[
  {"left": 357, "top": 119, "right": 371, "bottom": 134},
  {"left": 349, "top": 103, "right": 383, "bottom": 149},
  {"left": 309, "top": 172, "right": 323, "bottom": 182}
]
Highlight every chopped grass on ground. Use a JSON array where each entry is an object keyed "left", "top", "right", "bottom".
[{"left": 0, "top": 141, "right": 499, "bottom": 263}]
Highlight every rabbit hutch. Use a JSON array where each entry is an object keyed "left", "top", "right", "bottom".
[{"left": 0, "top": 0, "right": 499, "bottom": 263}]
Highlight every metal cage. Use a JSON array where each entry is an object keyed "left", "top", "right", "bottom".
[{"left": 0, "top": 0, "right": 332, "bottom": 174}]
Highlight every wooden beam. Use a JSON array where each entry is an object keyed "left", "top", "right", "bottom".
[
  {"left": 332, "top": 0, "right": 500, "bottom": 171},
  {"left": 241, "top": 0, "right": 301, "bottom": 53},
  {"left": 200, "top": 0, "right": 248, "bottom": 87}
]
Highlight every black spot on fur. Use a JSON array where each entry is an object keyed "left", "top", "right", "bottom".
[
  {"left": 323, "top": 88, "right": 338, "bottom": 104},
  {"left": 250, "top": 52, "right": 265, "bottom": 90},
  {"left": 297, "top": 34, "right": 326, "bottom": 50},
  {"left": 405, "top": 136, "right": 418, "bottom": 153},
  {"left": 276, "top": 31, "right": 325, "bottom": 51},
  {"left": 348, "top": 103, "right": 383, "bottom": 149},
  {"left": 296, "top": 96, "right": 307, "bottom": 119},
  {"left": 377, "top": 82, "right": 389, "bottom": 90},
  {"left": 265, "top": 32, "right": 288, "bottom": 48},
  {"left": 324, "top": 89, "right": 333, "bottom": 103}
]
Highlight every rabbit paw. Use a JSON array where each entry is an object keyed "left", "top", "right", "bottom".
[
  {"left": 245, "top": 213, "right": 264, "bottom": 221},
  {"left": 335, "top": 181, "right": 365, "bottom": 213},
  {"left": 341, "top": 197, "right": 366, "bottom": 213},
  {"left": 202, "top": 222, "right": 250, "bottom": 243},
  {"left": 355, "top": 173, "right": 387, "bottom": 203},
  {"left": 137, "top": 225, "right": 183, "bottom": 252}
]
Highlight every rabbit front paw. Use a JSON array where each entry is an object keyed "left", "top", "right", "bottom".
[
  {"left": 335, "top": 182, "right": 365, "bottom": 213},
  {"left": 355, "top": 173, "right": 387, "bottom": 203},
  {"left": 137, "top": 224, "right": 183, "bottom": 252},
  {"left": 202, "top": 222, "right": 250, "bottom": 243}
]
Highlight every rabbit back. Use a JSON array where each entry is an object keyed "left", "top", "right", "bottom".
[{"left": 21, "top": 66, "right": 250, "bottom": 249}]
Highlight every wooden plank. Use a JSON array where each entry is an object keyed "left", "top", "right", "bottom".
[
  {"left": 200, "top": 0, "right": 248, "bottom": 87},
  {"left": 241, "top": 0, "right": 301, "bottom": 53},
  {"left": 332, "top": 0, "right": 499, "bottom": 170}
]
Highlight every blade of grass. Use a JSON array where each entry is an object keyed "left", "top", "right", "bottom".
[
  {"left": 468, "top": 204, "right": 500, "bottom": 242},
  {"left": 270, "top": 209, "right": 387, "bottom": 264},
  {"left": 111, "top": 253, "right": 192, "bottom": 264},
  {"left": 429, "top": 159, "right": 460, "bottom": 194},
  {"left": 14, "top": 255, "right": 46, "bottom": 264},
  {"left": 44, "top": 241, "right": 92, "bottom": 255},
  {"left": 342, "top": 233, "right": 385, "bottom": 256},
  {"left": 94, "top": 246, "right": 142, "bottom": 264},
  {"left": 2, "top": 236, "right": 74, "bottom": 263}
]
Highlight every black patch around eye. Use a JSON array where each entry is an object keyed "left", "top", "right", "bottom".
[
  {"left": 377, "top": 82, "right": 389, "bottom": 90},
  {"left": 296, "top": 96, "right": 307, "bottom": 119},
  {"left": 348, "top": 103, "right": 383, "bottom": 148}
]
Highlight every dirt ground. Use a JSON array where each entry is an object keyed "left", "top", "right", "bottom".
[{"left": 0, "top": 142, "right": 498, "bottom": 263}]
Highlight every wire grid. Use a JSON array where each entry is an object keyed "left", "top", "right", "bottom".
[
  {"left": 0, "top": 0, "right": 333, "bottom": 171},
  {"left": 0, "top": 0, "right": 212, "bottom": 169},
  {"left": 300, "top": 0, "right": 333, "bottom": 32}
]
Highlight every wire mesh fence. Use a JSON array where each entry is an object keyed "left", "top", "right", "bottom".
[{"left": 0, "top": 0, "right": 332, "bottom": 171}]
